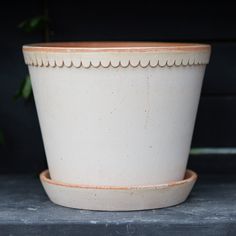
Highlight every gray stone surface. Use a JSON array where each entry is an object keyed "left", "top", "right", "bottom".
[{"left": 0, "top": 174, "right": 236, "bottom": 235}]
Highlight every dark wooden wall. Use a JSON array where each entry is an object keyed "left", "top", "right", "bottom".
[{"left": 0, "top": 1, "right": 235, "bottom": 173}]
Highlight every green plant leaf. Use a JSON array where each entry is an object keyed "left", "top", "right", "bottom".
[
  {"left": 0, "top": 129, "right": 4, "bottom": 145},
  {"left": 15, "top": 75, "right": 32, "bottom": 100},
  {"left": 18, "top": 16, "right": 48, "bottom": 33}
]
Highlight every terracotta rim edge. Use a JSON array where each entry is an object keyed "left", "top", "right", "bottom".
[
  {"left": 23, "top": 42, "right": 211, "bottom": 53},
  {"left": 40, "top": 169, "right": 197, "bottom": 190}
]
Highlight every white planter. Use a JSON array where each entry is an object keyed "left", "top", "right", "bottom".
[{"left": 23, "top": 42, "right": 210, "bottom": 210}]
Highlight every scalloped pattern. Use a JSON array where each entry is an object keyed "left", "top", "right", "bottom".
[{"left": 23, "top": 51, "right": 210, "bottom": 68}]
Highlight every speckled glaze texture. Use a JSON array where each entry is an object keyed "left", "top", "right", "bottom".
[{"left": 23, "top": 42, "right": 210, "bottom": 210}]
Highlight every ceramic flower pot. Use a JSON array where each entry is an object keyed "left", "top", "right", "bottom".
[{"left": 23, "top": 42, "right": 211, "bottom": 210}]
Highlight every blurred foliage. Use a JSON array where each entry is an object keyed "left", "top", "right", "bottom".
[
  {"left": 18, "top": 16, "right": 48, "bottom": 33},
  {"left": 16, "top": 0, "right": 50, "bottom": 101},
  {"left": 14, "top": 75, "right": 32, "bottom": 100},
  {"left": 16, "top": 13, "right": 49, "bottom": 100}
]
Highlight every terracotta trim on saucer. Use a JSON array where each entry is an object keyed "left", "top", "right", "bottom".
[{"left": 40, "top": 169, "right": 197, "bottom": 190}]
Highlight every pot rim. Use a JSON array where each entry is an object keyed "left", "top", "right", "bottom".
[
  {"left": 23, "top": 41, "right": 211, "bottom": 53},
  {"left": 23, "top": 42, "right": 211, "bottom": 68}
]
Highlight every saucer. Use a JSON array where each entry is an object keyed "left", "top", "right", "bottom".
[{"left": 40, "top": 169, "right": 197, "bottom": 211}]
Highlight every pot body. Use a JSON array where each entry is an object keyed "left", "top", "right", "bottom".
[
  {"left": 28, "top": 64, "right": 205, "bottom": 186},
  {"left": 24, "top": 42, "right": 210, "bottom": 187}
]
